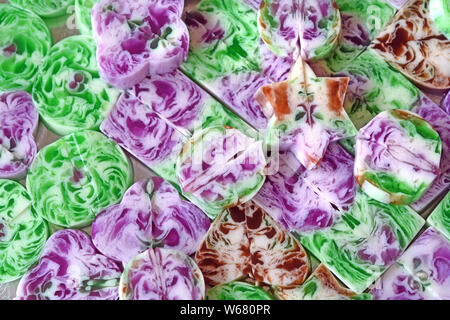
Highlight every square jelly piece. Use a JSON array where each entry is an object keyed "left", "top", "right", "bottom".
[
  {"left": 275, "top": 264, "right": 373, "bottom": 300},
  {"left": 130, "top": 70, "right": 257, "bottom": 139},
  {"left": 335, "top": 49, "right": 420, "bottom": 130},
  {"left": 297, "top": 190, "right": 425, "bottom": 293},
  {"left": 371, "top": 227, "right": 450, "bottom": 300},
  {"left": 370, "top": 262, "right": 438, "bottom": 299},
  {"left": 411, "top": 95, "right": 450, "bottom": 212},
  {"left": 317, "top": 0, "right": 396, "bottom": 73},
  {"left": 101, "top": 92, "right": 186, "bottom": 187},
  {"left": 254, "top": 142, "right": 356, "bottom": 234},
  {"left": 427, "top": 192, "right": 450, "bottom": 241},
  {"left": 181, "top": 0, "right": 294, "bottom": 129}
]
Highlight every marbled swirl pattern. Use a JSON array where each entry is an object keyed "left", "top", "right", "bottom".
[
  {"left": 182, "top": 0, "right": 293, "bottom": 129},
  {"left": 195, "top": 201, "right": 309, "bottom": 287},
  {"left": 355, "top": 109, "right": 442, "bottom": 205},
  {"left": 254, "top": 142, "right": 356, "bottom": 233},
  {"left": 0, "top": 4, "right": 52, "bottom": 92},
  {"left": 10, "top": 0, "right": 74, "bottom": 18},
  {"left": 335, "top": 49, "right": 420, "bottom": 130},
  {"left": 371, "top": 228, "right": 450, "bottom": 299},
  {"left": 75, "top": 0, "right": 99, "bottom": 35},
  {"left": 130, "top": 70, "right": 256, "bottom": 138},
  {"left": 16, "top": 229, "right": 122, "bottom": 300},
  {"left": 0, "top": 179, "right": 48, "bottom": 283},
  {"left": 320, "top": 0, "right": 396, "bottom": 72},
  {"left": 275, "top": 264, "right": 372, "bottom": 300},
  {"left": 258, "top": 0, "right": 341, "bottom": 60},
  {"left": 100, "top": 92, "right": 185, "bottom": 185},
  {"left": 26, "top": 130, "right": 133, "bottom": 228},
  {"left": 0, "top": 91, "right": 38, "bottom": 179},
  {"left": 92, "top": 0, "right": 189, "bottom": 89},
  {"left": 298, "top": 190, "right": 424, "bottom": 293},
  {"left": 207, "top": 281, "right": 275, "bottom": 300},
  {"left": 92, "top": 178, "right": 210, "bottom": 266},
  {"left": 32, "top": 35, "right": 120, "bottom": 136},
  {"left": 119, "top": 248, "right": 205, "bottom": 300},
  {"left": 427, "top": 193, "right": 450, "bottom": 241},
  {"left": 176, "top": 126, "right": 266, "bottom": 217},
  {"left": 411, "top": 95, "right": 449, "bottom": 211},
  {"left": 371, "top": 0, "right": 450, "bottom": 91}
]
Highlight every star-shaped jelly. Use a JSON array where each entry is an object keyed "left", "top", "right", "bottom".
[{"left": 255, "top": 58, "right": 357, "bottom": 169}]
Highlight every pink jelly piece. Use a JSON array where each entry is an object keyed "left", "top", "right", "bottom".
[
  {"left": 254, "top": 142, "right": 356, "bottom": 233},
  {"left": 92, "top": 178, "right": 210, "bottom": 266},
  {"left": 411, "top": 95, "right": 450, "bottom": 211},
  {"left": 16, "top": 229, "right": 122, "bottom": 300},
  {"left": 371, "top": 228, "right": 450, "bottom": 300},
  {"left": 176, "top": 127, "right": 266, "bottom": 214},
  {"left": 0, "top": 91, "right": 38, "bottom": 179},
  {"left": 442, "top": 90, "right": 450, "bottom": 115},
  {"left": 120, "top": 247, "right": 205, "bottom": 300},
  {"left": 131, "top": 70, "right": 208, "bottom": 135},
  {"left": 258, "top": 0, "right": 341, "bottom": 60},
  {"left": 92, "top": 0, "right": 189, "bottom": 89},
  {"left": 100, "top": 92, "right": 185, "bottom": 171}
]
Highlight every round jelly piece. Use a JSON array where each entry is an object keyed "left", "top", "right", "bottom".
[
  {"left": 0, "top": 179, "right": 48, "bottom": 283},
  {"left": 206, "top": 281, "right": 275, "bottom": 300},
  {"left": 16, "top": 229, "right": 122, "bottom": 300},
  {"left": 0, "top": 91, "right": 38, "bottom": 179},
  {"left": 0, "top": 4, "right": 52, "bottom": 92},
  {"left": 355, "top": 109, "right": 442, "bottom": 205},
  {"left": 33, "top": 35, "right": 120, "bottom": 136},
  {"left": 258, "top": 0, "right": 341, "bottom": 60},
  {"left": 9, "top": 0, "right": 74, "bottom": 18},
  {"left": 119, "top": 247, "right": 205, "bottom": 300},
  {"left": 26, "top": 130, "right": 133, "bottom": 228},
  {"left": 258, "top": 0, "right": 300, "bottom": 57},
  {"left": 176, "top": 126, "right": 266, "bottom": 216}
]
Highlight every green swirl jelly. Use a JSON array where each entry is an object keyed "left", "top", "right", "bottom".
[
  {"left": 75, "top": 0, "right": 98, "bottom": 35},
  {"left": 33, "top": 35, "right": 120, "bottom": 136},
  {"left": 0, "top": 179, "right": 48, "bottom": 283},
  {"left": 427, "top": 192, "right": 450, "bottom": 241},
  {"left": 26, "top": 130, "right": 133, "bottom": 228},
  {"left": 206, "top": 281, "right": 275, "bottom": 300},
  {"left": 9, "top": 0, "right": 75, "bottom": 19},
  {"left": 0, "top": 4, "right": 52, "bottom": 92}
]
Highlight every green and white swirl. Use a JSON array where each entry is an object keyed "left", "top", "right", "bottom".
[
  {"left": 0, "top": 179, "right": 48, "bottom": 283},
  {"left": 33, "top": 35, "right": 120, "bottom": 136},
  {"left": 0, "top": 4, "right": 52, "bottom": 92},
  {"left": 9, "top": 0, "right": 75, "bottom": 19},
  {"left": 75, "top": 0, "right": 98, "bottom": 35},
  {"left": 26, "top": 130, "right": 133, "bottom": 228},
  {"left": 430, "top": 0, "right": 450, "bottom": 38},
  {"left": 298, "top": 190, "right": 424, "bottom": 293},
  {"left": 427, "top": 192, "right": 450, "bottom": 242}
]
